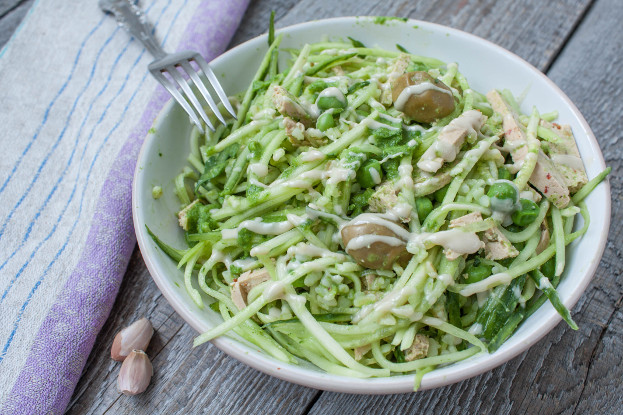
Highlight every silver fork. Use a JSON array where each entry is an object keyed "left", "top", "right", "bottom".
[{"left": 99, "top": 0, "right": 236, "bottom": 132}]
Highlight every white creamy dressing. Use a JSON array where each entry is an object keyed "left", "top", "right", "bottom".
[
  {"left": 287, "top": 242, "right": 343, "bottom": 259},
  {"left": 551, "top": 153, "right": 584, "bottom": 170},
  {"left": 352, "top": 285, "right": 416, "bottom": 323},
  {"left": 345, "top": 234, "right": 405, "bottom": 251},
  {"left": 248, "top": 176, "right": 269, "bottom": 188},
  {"left": 273, "top": 164, "right": 355, "bottom": 189},
  {"left": 378, "top": 152, "right": 404, "bottom": 165},
  {"left": 409, "top": 228, "right": 484, "bottom": 255},
  {"left": 511, "top": 284, "right": 522, "bottom": 300},
  {"left": 248, "top": 162, "right": 268, "bottom": 177},
  {"left": 272, "top": 148, "right": 285, "bottom": 162},
  {"left": 210, "top": 249, "right": 233, "bottom": 270},
  {"left": 345, "top": 213, "right": 412, "bottom": 241},
  {"left": 251, "top": 108, "right": 276, "bottom": 120},
  {"left": 222, "top": 214, "right": 308, "bottom": 240},
  {"left": 369, "top": 167, "right": 382, "bottom": 185},
  {"left": 403, "top": 124, "right": 427, "bottom": 133},
  {"left": 221, "top": 228, "right": 239, "bottom": 240},
  {"left": 378, "top": 113, "right": 402, "bottom": 124},
  {"left": 300, "top": 149, "right": 326, "bottom": 162},
  {"left": 240, "top": 218, "right": 295, "bottom": 235},
  {"left": 437, "top": 273, "right": 454, "bottom": 286},
  {"left": 388, "top": 203, "right": 412, "bottom": 220},
  {"left": 490, "top": 196, "right": 517, "bottom": 214},
  {"left": 249, "top": 245, "right": 269, "bottom": 257},
  {"left": 468, "top": 323, "right": 483, "bottom": 336},
  {"left": 417, "top": 110, "right": 485, "bottom": 173},
  {"left": 263, "top": 281, "right": 287, "bottom": 302},
  {"left": 459, "top": 272, "right": 513, "bottom": 296},
  {"left": 450, "top": 138, "right": 495, "bottom": 176},
  {"left": 317, "top": 87, "right": 347, "bottom": 106},
  {"left": 394, "top": 82, "right": 453, "bottom": 112},
  {"left": 231, "top": 257, "right": 257, "bottom": 271},
  {"left": 476, "top": 291, "right": 488, "bottom": 307},
  {"left": 538, "top": 276, "right": 553, "bottom": 290},
  {"left": 519, "top": 190, "right": 536, "bottom": 202},
  {"left": 284, "top": 293, "right": 306, "bottom": 306},
  {"left": 397, "top": 163, "right": 414, "bottom": 189},
  {"left": 361, "top": 118, "right": 401, "bottom": 132}
]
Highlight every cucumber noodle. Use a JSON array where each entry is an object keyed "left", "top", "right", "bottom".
[{"left": 150, "top": 31, "right": 609, "bottom": 390}]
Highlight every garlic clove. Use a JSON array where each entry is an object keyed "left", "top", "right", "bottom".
[
  {"left": 117, "top": 350, "right": 153, "bottom": 396},
  {"left": 111, "top": 317, "right": 154, "bottom": 361}
]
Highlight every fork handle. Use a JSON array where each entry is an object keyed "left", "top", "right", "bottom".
[{"left": 99, "top": 0, "right": 167, "bottom": 59}]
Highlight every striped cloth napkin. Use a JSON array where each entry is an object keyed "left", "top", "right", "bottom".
[{"left": 0, "top": 0, "right": 249, "bottom": 413}]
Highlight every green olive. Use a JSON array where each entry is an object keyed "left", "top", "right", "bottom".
[
  {"left": 341, "top": 222, "right": 411, "bottom": 270},
  {"left": 391, "top": 71, "right": 455, "bottom": 123},
  {"left": 511, "top": 199, "right": 540, "bottom": 227}
]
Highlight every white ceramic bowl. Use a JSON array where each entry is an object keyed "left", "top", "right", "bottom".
[{"left": 132, "top": 17, "right": 610, "bottom": 393}]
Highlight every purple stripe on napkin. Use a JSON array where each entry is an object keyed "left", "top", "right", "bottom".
[{"left": 1, "top": 1, "right": 249, "bottom": 413}]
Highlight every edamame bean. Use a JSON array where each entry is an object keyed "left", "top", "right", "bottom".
[
  {"left": 357, "top": 159, "right": 383, "bottom": 188},
  {"left": 317, "top": 96, "right": 347, "bottom": 111},
  {"left": 433, "top": 184, "right": 449, "bottom": 203},
  {"left": 415, "top": 197, "right": 433, "bottom": 222},
  {"left": 464, "top": 258, "right": 493, "bottom": 283},
  {"left": 487, "top": 181, "right": 518, "bottom": 202},
  {"left": 498, "top": 167, "right": 511, "bottom": 181},
  {"left": 316, "top": 112, "right": 335, "bottom": 131},
  {"left": 512, "top": 199, "right": 540, "bottom": 226}
]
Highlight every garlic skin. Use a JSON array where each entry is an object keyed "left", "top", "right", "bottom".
[
  {"left": 111, "top": 318, "right": 154, "bottom": 361},
  {"left": 118, "top": 350, "right": 153, "bottom": 395}
]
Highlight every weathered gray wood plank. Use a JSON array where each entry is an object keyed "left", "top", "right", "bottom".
[
  {"left": 273, "top": 0, "right": 592, "bottom": 72},
  {"left": 0, "top": 0, "right": 34, "bottom": 47}
]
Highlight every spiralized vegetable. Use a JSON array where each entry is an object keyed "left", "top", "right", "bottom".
[{"left": 149, "top": 27, "right": 610, "bottom": 390}]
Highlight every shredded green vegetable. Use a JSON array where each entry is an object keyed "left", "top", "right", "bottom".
[{"left": 151, "top": 26, "right": 610, "bottom": 391}]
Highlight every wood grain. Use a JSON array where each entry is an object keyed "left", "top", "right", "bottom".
[
  {"left": 13, "top": 0, "right": 613, "bottom": 413},
  {"left": 0, "top": 0, "right": 34, "bottom": 46}
]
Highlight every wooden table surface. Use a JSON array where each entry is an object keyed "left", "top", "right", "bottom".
[{"left": 3, "top": 0, "right": 622, "bottom": 413}]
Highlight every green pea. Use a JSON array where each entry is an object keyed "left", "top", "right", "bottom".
[
  {"left": 415, "top": 197, "right": 433, "bottom": 222},
  {"left": 487, "top": 181, "right": 518, "bottom": 202},
  {"left": 464, "top": 258, "right": 493, "bottom": 284},
  {"left": 316, "top": 112, "right": 335, "bottom": 131},
  {"left": 317, "top": 96, "right": 347, "bottom": 111},
  {"left": 541, "top": 257, "right": 556, "bottom": 279},
  {"left": 433, "top": 184, "right": 449, "bottom": 203},
  {"left": 357, "top": 159, "right": 383, "bottom": 188},
  {"left": 511, "top": 199, "right": 540, "bottom": 227},
  {"left": 498, "top": 167, "right": 512, "bottom": 181}
]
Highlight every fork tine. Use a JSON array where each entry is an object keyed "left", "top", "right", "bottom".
[
  {"left": 194, "top": 56, "right": 237, "bottom": 119},
  {"left": 151, "top": 69, "right": 205, "bottom": 133},
  {"left": 165, "top": 65, "right": 215, "bottom": 131},
  {"left": 180, "top": 60, "right": 227, "bottom": 126}
]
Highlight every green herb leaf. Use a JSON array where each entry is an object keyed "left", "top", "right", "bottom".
[
  {"left": 348, "top": 36, "right": 366, "bottom": 48},
  {"left": 196, "top": 143, "right": 239, "bottom": 190}
]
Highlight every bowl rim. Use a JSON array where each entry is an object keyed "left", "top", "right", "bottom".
[{"left": 132, "top": 16, "right": 611, "bottom": 394}]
